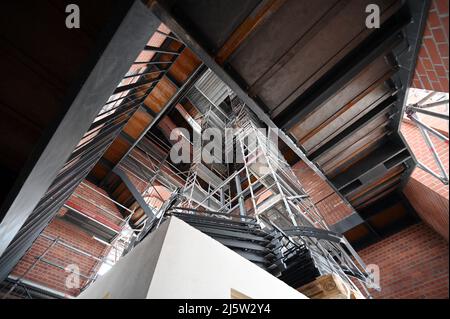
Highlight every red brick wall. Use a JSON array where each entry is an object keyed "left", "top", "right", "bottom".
[
  {"left": 411, "top": 0, "right": 449, "bottom": 92},
  {"left": 359, "top": 222, "right": 449, "bottom": 299},
  {"left": 66, "top": 181, "right": 124, "bottom": 231},
  {"left": 9, "top": 180, "right": 122, "bottom": 297},
  {"left": 403, "top": 176, "right": 449, "bottom": 241},
  {"left": 401, "top": 119, "right": 449, "bottom": 199},
  {"left": 292, "top": 161, "right": 353, "bottom": 225},
  {"left": 11, "top": 218, "right": 108, "bottom": 297}
]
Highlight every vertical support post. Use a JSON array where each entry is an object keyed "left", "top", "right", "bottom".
[
  {"left": 113, "top": 167, "right": 156, "bottom": 220},
  {"left": 234, "top": 174, "right": 246, "bottom": 218},
  {"left": 220, "top": 188, "right": 225, "bottom": 206}
]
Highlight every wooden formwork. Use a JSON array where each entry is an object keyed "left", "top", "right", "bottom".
[{"left": 298, "top": 274, "right": 365, "bottom": 299}]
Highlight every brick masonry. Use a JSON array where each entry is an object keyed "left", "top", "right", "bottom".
[
  {"left": 292, "top": 158, "right": 449, "bottom": 299},
  {"left": 292, "top": 161, "right": 353, "bottom": 225},
  {"left": 9, "top": 181, "right": 122, "bottom": 297},
  {"left": 358, "top": 222, "right": 449, "bottom": 299},
  {"left": 411, "top": 0, "right": 449, "bottom": 92}
]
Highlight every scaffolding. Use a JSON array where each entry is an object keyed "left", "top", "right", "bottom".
[
  {"left": 119, "top": 69, "right": 374, "bottom": 297},
  {"left": 169, "top": 94, "right": 371, "bottom": 295}
]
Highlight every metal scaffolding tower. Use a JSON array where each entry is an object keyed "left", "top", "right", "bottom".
[{"left": 122, "top": 70, "right": 374, "bottom": 297}]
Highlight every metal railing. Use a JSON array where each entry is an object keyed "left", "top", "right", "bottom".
[{"left": 404, "top": 92, "right": 449, "bottom": 185}]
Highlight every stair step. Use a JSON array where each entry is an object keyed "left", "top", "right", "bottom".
[
  {"left": 214, "top": 237, "right": 270, "bottom": 252},
  {"left": 194, "top": 225, "right": 270, "bottom": 243}
]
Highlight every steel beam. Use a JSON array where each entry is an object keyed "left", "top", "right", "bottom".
[
  {"left": 275, "top": 10, "right": 409, "bottom": 130},
  {"left": 309, "top": 96, "right": 396, "bottom": 160},
  {"left": 122, "top": 69, "right": 165, "bottom": 80},
  {"left": 331, "top": 143, "right": 407, "bottom": 190},
  {"left": 407, "top": 114, "right": 449, "bottom": 142},
  {"left": 143, "top": 46, "right": 180, "bottom": 55},
  {"left": 113, "top": 63, "right": 207, "bottom": 171},
  {"left": 234, "top": 174, "right": 247, "bottom": 218},
  {"left": 113, "top": 167, "right": 155, "bottom": 220},
  {"left": 417, "top": 162, "right": 448, "bottom": 185},
  {"left": 418, "top": 127, "right": 448, "bottom": 181},
  {"left": 113, "top": 78, "right": 159, "bottom": 95},
  {"left": 155, "top": 30, "right": 182, "bottom": 42},
  {"left": 133, "top": 60, "right": 172, "bottom": 66},
  {"left": 413, "top": 112, "right": 449, "bottom": 184},
  {"left": 147, "top": 0, "right": 358, "bottom": 216},
  {"left": 119, "top": 131, "right": 136, "bottom": 145},
  {"left": 330, "top": 213, "right": 365, "bottom": 235},
  {"left": 0, "top": 0, "right": 161, "bottom": 257},
  {"left": 409, "top": 106, "right": 449, "bottom": 120},
  {"left": 418, "top": 99, "right": 448, "bottom": 109}
]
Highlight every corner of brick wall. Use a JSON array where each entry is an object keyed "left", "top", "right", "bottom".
[
  {"left": 292, "top": 161, "right": 353, "bottom": 225},
  {"left": 400, "top": 120, "right": 449, "bottom": 199},
  {"left": 403, "top": 177, "right": 449, "bottom": 241},
  {"left": 400, "top": 119, "right": 449, "bottom": 241}
]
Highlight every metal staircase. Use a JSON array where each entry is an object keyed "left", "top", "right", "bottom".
[
  {"left": 133, "top": 210, "right": 368, "bottom": 290},
  {"left": 121, "top": 72, "right": 374, "bottom": 297}
]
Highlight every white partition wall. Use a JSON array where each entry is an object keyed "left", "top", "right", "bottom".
[{"left": 79, "top": 217, "right": 306, "bottom": 299}]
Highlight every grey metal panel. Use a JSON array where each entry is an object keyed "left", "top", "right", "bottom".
[
  {"left": 289, "top": 55, "right": 392, "bottom": 143},
  {"left": 391, "top": 0, "right": 431, "bottom": 189},
  {"left": 195, "top": 69, "right": 231, "bottom": 106},
  {"left": 321, "top": 126, "right": 390, "bottom": 174},
  {"left": 317, "top": 115, "right": 390, "bottom": 167},
  {"left": 344, "top": 165, "right": 404, "bottom": 199},
  {"left": 251, "top": 0, "right": 399, "bottom": 111},
  {"left": 331, "top": 142, "right": 406, "bottom": 190},
  {"left": 229, "top": 0, "right": 338, "bottom": 86},
  {"left": 309, "top": 96, "right": 396, "bottom": 160},
  {"left": 164, "top": 0, "right": 261, "bottom": 52},
  {"left": 186, "top": 87, "right": 215, "bottom": 114},
  {"left": 331, "top": 213, "right": 365, "bottom": 234},
  {"left": 351, "top": 177, "right": 402, "bottom": 207},
  {"left": 196, "top": 163, "right": 225, "bottom": 189},
  {"left": 303, "top": 86, "right": 393, "bottom": 154},
  {"left": 328, "top": 139, "right": 389, "bottom": 180}
]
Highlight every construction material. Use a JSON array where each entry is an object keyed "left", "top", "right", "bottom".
[{"left": 298, "top": 274, "right": 365, "bottom": 299}]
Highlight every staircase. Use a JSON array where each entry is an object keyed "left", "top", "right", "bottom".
[{"left": 169, "top": 211, "right": 322, "bottom": 288}]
